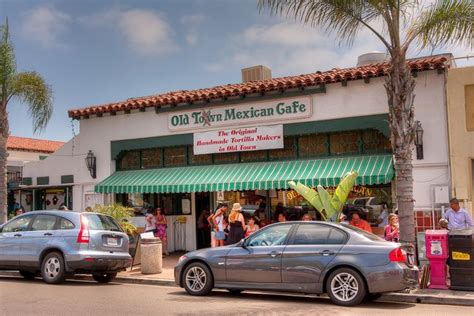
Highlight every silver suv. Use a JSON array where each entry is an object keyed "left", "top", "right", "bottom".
[{"left": 0, "top": 211, "right": 131, "bottom": 284}]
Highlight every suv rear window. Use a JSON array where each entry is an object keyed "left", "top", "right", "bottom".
[{"left": 84, "top": 214, "right": 123, "bottom": 232}]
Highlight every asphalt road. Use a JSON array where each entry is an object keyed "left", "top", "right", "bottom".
[{"left": 0, "top": 277, "right": 470, "bottom": 316}]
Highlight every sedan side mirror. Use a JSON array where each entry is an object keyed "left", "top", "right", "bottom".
[{"left": 238, "top": 238, "right": 247, "bottom": 248}]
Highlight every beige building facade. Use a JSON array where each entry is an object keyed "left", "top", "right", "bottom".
[{"left": 447, "top": 66, "right": 474, "bottom": 216}]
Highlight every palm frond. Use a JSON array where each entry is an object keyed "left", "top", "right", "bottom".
[
  {"left": 406, "top": 0, "right": 473, "bottom": 50},
  {"left": 10, "top": 71, "right": 53, "bottom": 132},
  {"left": 0, "top": 18, "right": 16, "bottom": 106},
  {"left": 258, "top": 0, "right": 391, "bottom": 48}
]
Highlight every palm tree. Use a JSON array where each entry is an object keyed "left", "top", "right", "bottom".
[
  {"left": 258, "top": 0, "right": 473, "bottom": 243},
  {"left": 0, "top": 19, "right": 53, "bottom": 223}
]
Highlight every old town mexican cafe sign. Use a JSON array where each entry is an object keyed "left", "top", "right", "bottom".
[{"left": 168, "top": 96, "right": 313, "bottom": 131}]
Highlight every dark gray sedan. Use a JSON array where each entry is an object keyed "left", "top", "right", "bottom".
[{"left": 175, "top": 221, "right": 418, "bottom": 306}]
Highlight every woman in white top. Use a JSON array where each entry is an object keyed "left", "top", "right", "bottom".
[
  {"left": 144, "top": 214, "right": 156, "bottom": 233},
  {"left": 213, "top": 208, "right": 226, "bottom": 247}
]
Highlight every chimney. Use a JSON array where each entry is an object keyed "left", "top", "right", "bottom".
[{"left": 241, "top": 65, "right": 272, "bottom": 83}]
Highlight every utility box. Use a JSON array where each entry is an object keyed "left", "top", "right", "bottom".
[
  {"left": 425, "top": 229, "right": 449, "bottom": 289},
  {"left": 448, "top": 230, "right": 474, "bottom": 291}
]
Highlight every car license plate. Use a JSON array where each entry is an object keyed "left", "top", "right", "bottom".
[{"left": 107, "top": 237, "right": 118, "bottom": 246}]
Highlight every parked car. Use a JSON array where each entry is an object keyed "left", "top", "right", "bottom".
[
  {"left": 0, "top": 210, "right": 131, "bottom": 284},
  {"left": 352, "top": 197, "right": 383, "bottom": 222},
  {"left": 175, "top": 221, "right": 418, "bottom": 306}
]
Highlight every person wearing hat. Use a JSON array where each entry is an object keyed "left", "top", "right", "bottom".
[
  {"left": 225, "top": 203, "right": 246, "bottom": 245},
  {"left": 350, "top": 209, "right": 372, "bottom": 233}
]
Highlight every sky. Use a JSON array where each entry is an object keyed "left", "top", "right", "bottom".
[{"left": 1, "top": 0, "right": 473, "bottom": 142}]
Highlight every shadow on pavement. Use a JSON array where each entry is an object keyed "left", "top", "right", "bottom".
[
  {"left": 0, "top": 276, "right": 121, "bottom": 287},
  {"left": 168, "top": 289, "right": 417, "bottom": 310}
]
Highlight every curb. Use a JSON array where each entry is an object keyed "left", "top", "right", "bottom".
[
  {"left": 379, "top": 292, "right": 474, "bottom": 307},
  {"left": 0, "top": 271, "right": 177, "bottom": 287},
  {"left": 2, "top": 272, "right": 473, "bottom": 307}
]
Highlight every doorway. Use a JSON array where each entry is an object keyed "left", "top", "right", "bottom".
[{"left": 195, "top": 192, "right": 211, "bottom": 249}]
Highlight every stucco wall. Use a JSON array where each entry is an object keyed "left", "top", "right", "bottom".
[
  {"left": 7, "top": 150, "right": 47, "bottom": 167},
  {"left": 21, "top": 69, "right": 451, "bottom": 248},
  {"left": 447, "top": 66, "right": 474, "bottom": 215}
]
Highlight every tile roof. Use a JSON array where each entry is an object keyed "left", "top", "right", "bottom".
[
  {"left": 68, "top": 55, "right": 449, "bottom": 120},
  {"left": 7, "top": 136, "right": 65, "bottom": 154}
]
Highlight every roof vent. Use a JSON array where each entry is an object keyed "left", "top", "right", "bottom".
[
  {"left": 241, "top": 65, "right": 272, "bottom": 83},
  {"left": 357, "top": 52, "right": 388, "bottom": 66}
]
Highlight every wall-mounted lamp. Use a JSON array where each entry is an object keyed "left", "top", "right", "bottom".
[
  {"left": 85, "top": 150, "right": 96, "bottom": 179},
  {"left": 414, "top": 121, "right": 424, "bottom": 160}
]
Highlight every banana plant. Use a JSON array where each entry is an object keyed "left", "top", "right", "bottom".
[{"left": 288, "top": 171, "right": 358, "bottom": 222}]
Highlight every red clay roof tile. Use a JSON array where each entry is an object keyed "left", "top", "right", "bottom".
[
  {"left": 68, "top": 55, "right": 448, "bottom": 119},
  {"left": 7, "top": 136, "right": 65, "bottom": 154}
]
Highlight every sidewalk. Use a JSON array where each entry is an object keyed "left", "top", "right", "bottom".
[{"left": 1, "top": 253, "right": 473, "bottom": 307}]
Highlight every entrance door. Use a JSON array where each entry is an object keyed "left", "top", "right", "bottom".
[{"left": 195, "top": 192, "right": 211, "bottom": 249}]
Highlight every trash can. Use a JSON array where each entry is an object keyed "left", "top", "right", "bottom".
[
  {"left": 140, "top": 238, "right": 162, "bottom": 274},
  {"left": 448, "top": 229, "right": 474, "bottom": 291},
  {"left": 425, "top": 229, "right": 449, "bottom": 289}
]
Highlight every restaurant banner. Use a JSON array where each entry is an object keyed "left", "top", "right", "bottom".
[
  {"left": 193, "top": 125, "right": 283, "bottom": 155},
  {"left": 169, "top": 96, "right": 312, "bottom": 131}
]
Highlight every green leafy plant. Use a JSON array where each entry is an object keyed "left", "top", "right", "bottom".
[
  {"left": 289, "top": 171, "right": 358, "bottom": 222},
  {"left": 90, "top": 204, "right": 137, "bottom": 236}
]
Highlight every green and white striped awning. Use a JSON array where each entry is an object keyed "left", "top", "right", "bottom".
[{"left": 95, "top": 155, "right": 393, "bottom": 194}]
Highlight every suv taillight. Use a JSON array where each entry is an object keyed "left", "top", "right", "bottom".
[
  {"left": 77, "top": 214, "right": 90, "bottom": 244},
  {"left": 389, "top": 247, "right": 406, "bottom": 263}
]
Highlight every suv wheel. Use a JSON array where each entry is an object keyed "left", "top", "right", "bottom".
[
  {"left": 326, "top": 268, "right": 366, "bottom": 306},
  {"left": 92, "top": 273, "right": 117, "bottom": 283},
  {"left": 183, "top": 262, "right": 213, "bottom": 296},
  {"left": 41, "top": 252, "right": 66, "bottom": 284},
  {"left": 19, "top": 270, "right": 37, "bottom": 280}
]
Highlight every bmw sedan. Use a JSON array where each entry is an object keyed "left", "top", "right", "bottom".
[
  {"left": 0, "top": 211, "right": 131, "bottom": 284},
  {"left": 175, "top": 221, "right": 418, "bottom": 306}
]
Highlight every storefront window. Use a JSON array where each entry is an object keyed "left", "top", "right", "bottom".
[
  {"left": 188, "top": 146, "right": 213, "bottom": 165},
  {"left": 119, "top": 151, "right": 140, "bottom": 170},
  {"left": 269, "top": 136, "right": 297, "bottom": 160},
  {"left": 330, "top": 131, "right": 359, "bottom": 156},
  {"left": 240, "top": 150, "right": 267, "bottom": 163},
  {"left": 142, "top": 148, "right": 162, "bottom": 169},
  {"left": 362, "top": 129, "right": 391, "bottom": 153},
  {"left": 158, "top": 193, "right": 191, "bottom": 215},
  {"left": 164, "top": 146, "right": 187, "bottom": 167},
  {"left": 299, "top": 134, "right": 328, "bottom": 158},
  {"left": 214, "top": 152, "right": 239, "bottom": 164}
]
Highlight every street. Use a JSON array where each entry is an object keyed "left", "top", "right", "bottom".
[{"left": 0, "top": 277, "right": 471, "bottom": 316}]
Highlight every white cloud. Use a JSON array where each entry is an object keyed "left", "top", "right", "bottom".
[
  {"left": 180, "top": 14, "right": 206, "bottom": 47},
  {"left": 79, "top": 9, "right": 176, "bottom": 56},
  {"left": 180, "top": 14, "right": 206, "bottom": 26},
  {"left": 204, "top": 22, "right": 385, "bottom": 76},
  {"left": 241, "top": 23, "right": 324, "bottom": 47},
  {"left": 21, "top": 5, "right": 71, "bottom": 48},
  {"left": 185, "top": 34, "right": 198, "bottom": 46}
]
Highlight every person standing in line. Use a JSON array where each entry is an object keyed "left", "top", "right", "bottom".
[
  {"left": 278, "top": 213, "right": 287, "bottom": 223},
  {"left": 144, "top": 213, "right": 156, "bottom": 234},
  {"left": 377, "top": 202, "right": 390, "bottom": 228},
  {"left": 442, "top": 198, "right": 473, "bottom": 230},
  {"left": 384, "top": 214, "right": 400, "bottom": 242},
  {"left": 197, "top": 209, "right": 211, "bottom": 247},
  {"left": 226, "top": 203, "right": 246, "bottom": 245},
  {"left": 350, "top": 211, "right": 372, "bottom": 233},
  {"left": 301, "top": 213, "right": 312, "bottom": 221},
  {"left": 154, "top": 208, "right": 169, "bottom": 256},
  {"left": 213, "top": 207, "right": 226, "bottom": 247},
  {"left": 245, "top": 216, "right": 260, "bottom": 238}
]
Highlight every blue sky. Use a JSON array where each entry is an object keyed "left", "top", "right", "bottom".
[{"left": 1, "top": 0, "right": 473, "bottom": 141}]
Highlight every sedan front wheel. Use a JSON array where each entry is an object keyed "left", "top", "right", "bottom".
[
  {"left": 183, "top": 262, "right": 213, "bottom": 296},
  {"left": 326, "top": 268, "right": 366, "bottom": 306}
]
